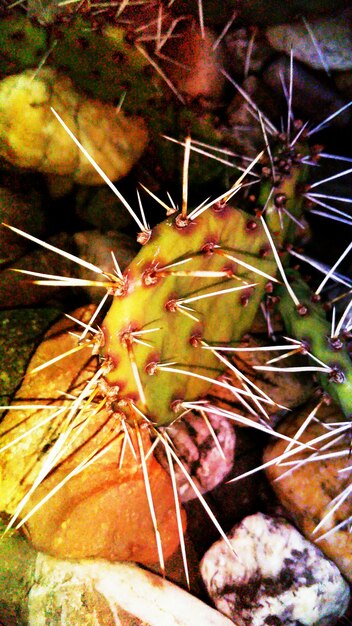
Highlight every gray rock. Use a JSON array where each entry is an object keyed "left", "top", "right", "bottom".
[
  {"left": 200, "top": 512, "right": 350, "bottom": 626},
  {"left": 156, "top": 410, "right": 236, "bottom": 502},
  {"left": 266, "top": 11, "right": 352, "bottom": 71},
  {"left": 224, "top": 28, "right": 273, "bottom": 76},
  {"left": 263, "top": 56, "right": 352, "bottom": 128}
]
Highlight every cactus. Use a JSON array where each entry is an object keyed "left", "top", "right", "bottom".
[
  {"left": 0, "top": 11, "right": 230, "bottom": 189},
  {"left": 0, "top": 10, "right": 351, "bottom": 608},
  {"left": 99, "top": 201, "right": 278, "bottom": 427},
  {"left": 1, "top": 94, "right": 351, "bottom": 565},
  {"left": 277, "top": 271, "right": 352, "bottom": 419},
  {"left": 0, "top": 15, "right": 47, "bottom": 77}
]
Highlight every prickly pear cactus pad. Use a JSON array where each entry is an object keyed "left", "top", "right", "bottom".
[
  {"left": 278, "top": 273, "right": 352, "bottom": 419},
  {"left": 0, "top": 15, "right": 46, "bottom": 77},
  {"left": 0, "top": 68, "right": 148, "bottom": 184},
  {"left": 100, "top": 204, "right": 277, "bottom": 426}
]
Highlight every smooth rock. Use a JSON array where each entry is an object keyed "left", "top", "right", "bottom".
[
  {"left": 266, "top": 11, "right": 352, "bottom": 71},
  {"left": 0, "top": 519, "right": 233, "bottom": 626},
  {"left": 201, "top": 512, "right": 350, "bottom": 626},
  {"left": 225, "top": 28, "right": 273, "bottom": 76},
  {"left": 156, "top": 410, "right": 236, "bottom": 502},
  {"left": 28, "top": 554, "right": 234, "bottom": 626},
  {"left": 264, "top": 402, "right": 352, "bottom": 583},
  {"left": 0, "top": 308, "right": 186, "bottom": 566},
  {"left": 263, "top": 56, "right": 352, "bottom": 128}
]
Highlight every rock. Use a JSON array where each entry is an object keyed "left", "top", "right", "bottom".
[
  {"left": 29, "top": 554, "right": 234, "bottom": 626},
  {"left": 0, "top": 308, "right": 186, "bottom": 566},
  {"left": 200, "top": 512, "right": 350, "bottom": 626},
  {"left": 0, "top": 519, "right": 234, "bottom": 626},
  {"left": 224, "top": 28, "right": 273, "bottom": 76},
  {"left": 0, "top": 187, "right": 45, "bottom": 264},
  {"left": 266, "top": 11, "right": 352, "bottom": 72},
  {"left": 0, "top": 68, "right": 148, "bottom": 185},
  {"left": 263, "top": 56, "right": 351, "bottom": 129},
  {"left": 207, "top": 334, "right": 314, "bottom": 428},
  {"left": 225, "top": 76, "right": 282, "bottom": 157},
  {"left": 73, "top": 230, "right": 138, "bottom": 303},
  {"left": 264, "top": 402, "right": 352, "bottom": 583},
  {"left": 155, "top": 410, "right": 236, "bottom": 502},
  {"left": 182, "top": 425, "right": 273, "bottom": 560}
]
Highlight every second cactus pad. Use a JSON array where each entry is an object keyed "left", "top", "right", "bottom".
[{"left": 101, "top": 203, "right": 277, "bottom": 426}]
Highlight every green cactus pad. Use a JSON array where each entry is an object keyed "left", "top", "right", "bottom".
[
  {"left": 51, "top": 18, "right": 163, "bottom": 112},
  {"left": 278, "top": 273, "right": 352, "bottom": 419},
  {"left": 101, "top": 204, "right": 277, "bottom": 425},
  {"left": 0, "top": 15, "right": 47, "bottom": 77}
]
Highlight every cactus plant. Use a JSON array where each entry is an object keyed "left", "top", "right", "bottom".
[
  {"left": 2, "top": 96, "right": 351, "bottom": 566},
  {"left": 0, "top": 10, "right": 351, "bottom": 619}
]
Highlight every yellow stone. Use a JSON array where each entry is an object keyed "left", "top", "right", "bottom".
[
  {"left": 264, "top": 402, "right": 352, "bottom": 582},
  {"left": 0, "top": 68, "right": 148, "bottom": 184},
  {"left": 0, "top": 307, "right": 185, "bottom": 565}
]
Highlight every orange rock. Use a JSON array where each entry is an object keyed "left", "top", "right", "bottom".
[
  {"left": 264, "top": 402, "right": 352, "bottom": 582},
  {"left": 0, "top": 307, "right": 186, "bottom": 565}
]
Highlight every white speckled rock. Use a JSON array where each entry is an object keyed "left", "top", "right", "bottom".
[
  {"left": 200, "top": 513, "right": 350, "bottom": 626},
  {"left": 266, "top": 11, "right": 352, "bottom": 71},
  {"left": 155, "top": 410, "right": 235, "bottom": 502},
  {"left": 27, "top": 554, "right": 234, "bottom": 626}
]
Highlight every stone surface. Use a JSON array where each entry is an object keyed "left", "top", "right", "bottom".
[
  {"left": 200, "top": 512, "right": 350, "bottom": 626},
  {"left": 156, "top": 410, "right": 236, "bottom": 502},
  {"left": 266, "top": 11, "right": 352, "bottom": 71},
  {"left": 264, "top": 402, "right": 352, "bottom": 583},
  {"left": 263, "top": 57, "right": 352, "bottom": 129},
  {"left": 74, "top": 230, "right": 138, "bottom": 303},
  {"left": 0, "top": 308, "right": 186, "bottom": 566},
  {"left": 225, "top": 28, "right": 273, "bottom": 76},
  {"left": 0, "top": 518, "right": 232, "bottom": 626},
  {"left": 28, "top": 554, "right": 234, "bottom": 626}
]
